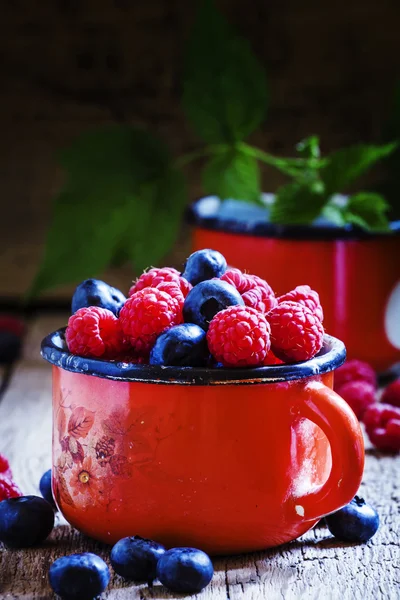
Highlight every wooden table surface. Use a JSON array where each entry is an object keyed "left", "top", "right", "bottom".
[{"left": 0, "top": 315, "right": 399, "bottom": 600}]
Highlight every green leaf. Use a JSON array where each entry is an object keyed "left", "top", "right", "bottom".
[
  {"left": 183, "top": 0, "right": 268, "bottom": 144},
  {"left": 321, "top": 203, "right": 347, "bottom": 227},
  {"left": 124, "top": 168, "right": 187, "bottom": 271},
  {"left": 202, "top": 147, "right": 261, "bottom": 203},
  {"left": 321, "top": 143, "right": 397, "bottom": 196},
  {"left": 59, "top": 127, "right": 169, "bottom": 184},
  {"left": 344, "top": 192, "right": 391, "bottom": 232},
  {"left": 270, "top": 180, "right": 327, "bottom": 225},
  {"left": 28, "top": 127, "right": 187, "bottom": 297},
  {"left": 296, "top": 136, "right": 321, "bottom": 159}
]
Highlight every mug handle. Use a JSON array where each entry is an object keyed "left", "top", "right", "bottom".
[{"left": 290, "top": 380, "right": 365, "bottom": 522}]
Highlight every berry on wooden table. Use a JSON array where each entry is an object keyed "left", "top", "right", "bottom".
[
  {"left": 325, "top": 496, "right": 379, "bottom": 543},
  {"left": 39, "top": 469, "right": 57, "bottom": 509},
  {"left": 363, "top": 403, "right": 400, "bottom": 452},
  {"left": 268, "top": 301, "right": 324, "bottom": 362},
  {"left": 49, "top": 553, "right": 110, "bottom": 600},
  {"left": 110, "top": 535, "right": 165, "bottom": 582},
  {"left": 0, "top": 453, "right": 11, "bottom": 475},
  {"left": 381, "top": 379, "right": 400, "bottom": 409},
  {"left": 334, "top": 359, "right": 377, "bottom": 391},
  {"left": 336, "top": 380, "right": 376, "bottom": 420},
  {"left": 0, "top": 478, "right": 22, "bottom": 502},
  {"left": 0, "top": 315, "right": 25, "bottom": 363},
  {"left": 156, "top": 547, "right": 214, "bottom": 594},
  {"left": 0, "top": 495, "right": 54, "bottom": 547},
  {"left": 207, "top": 306, "right": 271, "bottom": 367}
]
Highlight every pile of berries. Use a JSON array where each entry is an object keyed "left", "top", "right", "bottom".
[
  {"left": 0, "top": 465, "right": 380, "bottom": 599},
  {"left": 66, "top": 249, "right": 325, "bottom": 368},
  {"left": 334, "top": 360, "right": 400, "bottom": 452}
]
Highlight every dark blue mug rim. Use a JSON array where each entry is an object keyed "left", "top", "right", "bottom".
[
  {"left": 187, "top": 197, "right": 400, "bottom": 241},
  {"left": 41, "top": 328, "right": 346, "bottom": 386}
]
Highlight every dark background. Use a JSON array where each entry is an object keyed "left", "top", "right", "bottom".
[{"left": 1, "top": 0, "right": 399, "bottom": 300}]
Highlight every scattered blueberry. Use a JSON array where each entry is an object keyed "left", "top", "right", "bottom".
[
  {"left": 0, "top": 331, "right": 22, "bottom": 363},
  {"left": 110, "top": 535, "right": 165, "bottom": 582},
  {"left": 182, "top": 249, "right": 227, "bottom": 286},
  {"left": 39, "top": 469, "right": 57, "bottom": 509},
  {"left": 183, "top": 279, "right": 244, "bottom": 331},
  {"left": 0, "top": 495, "right": 54, "bottom": 548},
  {"left": 49, "top": 553, "right": 110, "bottom": 600},
  {"left": 149, "top": 323, "right": 209, "bottom": 366},
  {"left": 156, "top": 547, "right": 214, "bottom": 594},
  {"left": 0, "top": 316, "right": 24, "bottom": 364},
  {"left": 325, "top": 496, "right": 379, "bottom": 543},
  {"left": 71, "top": 279, "right": 126, "bottom": 316}
]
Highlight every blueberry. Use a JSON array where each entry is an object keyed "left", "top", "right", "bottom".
[
  {"left": 183, "top": 279, "right": 244, "bottom": 331},
  {"left": 182, "top": 249, "right": 227, "bottom": 285},
  {"left": 39, "top": 469, "right": 57, "bottom": 509},
  {"left": 0, "top": 316, "right": 24, "bottom": 363},
  {"left": 150, "top": 323, "right": 208, "bottom": 366},
  {"left": 325, "top": 496, "right": 379, "bottom": 543},
  {"left": 0, "top": 330, "right": 22, "bottom": 363},
  {"left": 71, "top": 279, "right": 126, "bottom": 315},
  {"left": 0, "top": 495, "right": 54, "bottom": 548},
  {"left": 49, "top": 553, "right": 110, "bottom": 600},
  {"left": 156, "top": 547, "right": 214, "bottom": 594},
  {"left": 110, "top": 535, "right": 165, "bottom": 582}
]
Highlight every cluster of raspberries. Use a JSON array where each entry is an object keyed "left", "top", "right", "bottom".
[
  {"left": 66, "top": 264, "right": 325, "bottom": 368},
  {"left": 334, "top": 360, "right": 400, "bottom": 452},
  {"left": 0, "top": 454, "right": 22, "bottom": 501}
]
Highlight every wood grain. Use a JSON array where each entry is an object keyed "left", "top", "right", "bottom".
[{"left": 0, "top": 316, "right": 399, "bottom": 599}]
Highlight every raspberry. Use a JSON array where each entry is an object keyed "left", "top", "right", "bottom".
[
  {"left": 220, "top": 269, "right": 277, "bottom": 313},
  {"left": 113, "top": 351, "right": 148, "bottom": 364},
  {"left": 363, "top": 403, "right": 400, "bottom": 452},
  {"left": 0, "top": 476, "right": 22, "bottom": 501},
  {"left": 129, "top": 267, "right": 192, "bottom": 298},
  {"left": 267, "top": 301, "right": 324, "bottom": 362},
  {"left": 336, "top": 380, "right": 376, "bottom": 420},
  {"left": 119, "top": 288, "right": 182, "bottom": 354},
  {"left": 0, "top": 453, "right": 10, "bottom": 474},
  {"left": 207, "top": 306, "right": 271, "bottom": 367},
  {"left": 334, "top": 359, "right": 377, "bottom": 391},
  {"left": 262, "top": 349, "right": 283, "bottom": 365},
  {"left": 155, "top": 281, "right": 185, "bottom": 312},
  {"left": 278, "top": 285, "right": 324, "bottom": 322},
  {"left": 0, "top": 316, "right": 25, "bottom": 337},
  {"left": 381, "top": 379, "right": 400, "bottom": 409},
  {"left": 66, "top": 307, "right": 124, "bottom": 359}
]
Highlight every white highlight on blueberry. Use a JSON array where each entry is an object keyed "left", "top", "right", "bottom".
[{"left": 384, "top": 281, "right": 400, "bottom": 349}]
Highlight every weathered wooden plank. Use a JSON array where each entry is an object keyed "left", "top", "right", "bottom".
[{"left": 0, "top": 316, "right": 399, "bottom": 599}]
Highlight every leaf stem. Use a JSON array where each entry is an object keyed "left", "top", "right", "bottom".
[
  {"left": 238, "top": 142, "right": 327, "bottom": 175},
  {"left": 174, "top": 148, "right": 212, "bottom": 169}
]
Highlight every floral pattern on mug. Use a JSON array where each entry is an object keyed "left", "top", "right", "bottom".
[{"left": 52, "top": 387, "right": 176, "bottom": 512}]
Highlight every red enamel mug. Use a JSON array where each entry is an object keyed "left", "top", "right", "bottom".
[
  {"left": 42, "top": 330, "right": 364, "bottom": 555},
  {"left": 189, "top": 196, "right": 400, "bottom": 372}
]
